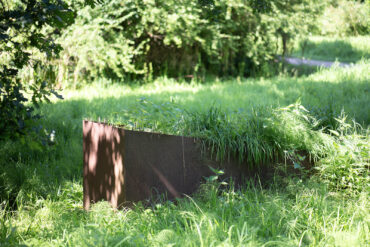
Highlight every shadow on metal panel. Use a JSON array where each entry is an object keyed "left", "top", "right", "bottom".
[{"left": 83, "top": 120, "right": 255, "bottom": 210}]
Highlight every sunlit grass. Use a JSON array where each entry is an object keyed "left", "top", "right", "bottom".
[
  {"left": 292, "top": 36, "right": 370, "bottom": 63},
  {"left": 47, "top": 59, "right": 369, "bottom": 124},
  {"left": 2, "top": 179, "right": 369, "bottom": 246},
  {"left": 0, "top": 59, "right": 369, "bottom": 246}
]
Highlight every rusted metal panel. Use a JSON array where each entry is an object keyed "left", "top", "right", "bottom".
[
  {"left": 83, "top": 120, "right": 252, "bottom": 210},
  {"left": 83, "top": 121, "right": 126, "bottom": 210},
  {"left": 123, "top": 130, "right": 212, "bottom": 204}
]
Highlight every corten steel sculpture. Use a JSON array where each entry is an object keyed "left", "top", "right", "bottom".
[{"left": 83, "top": 120, "right": 251, "bottom": 210}]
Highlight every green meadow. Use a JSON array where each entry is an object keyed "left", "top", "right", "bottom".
[
  {"left": 2, "top": 0, "right": 370, "bottom": 245},
  {"left": 1, "top": 51, "right": 369, "bottom": 246}
]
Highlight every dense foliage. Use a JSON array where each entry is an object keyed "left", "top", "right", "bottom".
[
  {"left": 0, "top": 0, "right": 73, "bottom": 139},
  {"left": 55, "top": 0, "right": 323, "bottom": 83},
  {"left": 319, "top": 0, "right": 370, "bottom": 36}
]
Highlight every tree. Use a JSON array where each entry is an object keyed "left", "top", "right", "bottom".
[
  {"left": 0, "top": 0, "right": 100, "bottom": 139},
  {"left": 0, "top": 0, "right": 76, "bottom": 139},
  {"left": 57, "top": 0, "right": 324, "bottom": 82}
]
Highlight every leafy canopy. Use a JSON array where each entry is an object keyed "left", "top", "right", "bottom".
[{"left": 0, "top": 0, "right": 100, "bottom": 139}]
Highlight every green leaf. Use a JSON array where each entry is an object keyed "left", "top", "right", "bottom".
[
  {"left": 206, "top": 175, "right": 219, "bottom": 182},
  {"left": 209, "top": 166, "right": 224, "bottom": 175},
  {"left": 329, "top": 130, "right": 340, "bottom": 136}
]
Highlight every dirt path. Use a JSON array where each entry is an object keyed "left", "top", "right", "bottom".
[{"left": 279, "top": 56, "right": 352, "bottom": 68}]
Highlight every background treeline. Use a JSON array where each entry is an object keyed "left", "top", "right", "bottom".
[
  {"left": 56, "top": 0, "right": 322, "bottom": 82},
  {"left": 15, "top": 0, "right": 370, "bottom": 86}
]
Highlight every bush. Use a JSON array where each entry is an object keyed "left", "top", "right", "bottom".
[
  {"left": 0, "top": 0, "right": 72, "bottom": 139},
  {"left": 319, "top": 0, "right": 370, "bottom": 36},
  {"left": 315, "top": 114, "right": 369, "bottom": 193},
  {"left": 53, "top": 0, "right": 323, "bottom": 84}
]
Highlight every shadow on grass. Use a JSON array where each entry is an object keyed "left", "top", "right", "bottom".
[
  {"left": 281, "top": 63, "right": 321, "bottom": 77},
  {"left": 295, "top": 40, "right": 370, "bottom": 63}
]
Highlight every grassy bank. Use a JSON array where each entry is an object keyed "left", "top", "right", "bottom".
[
  {"left": 292, "top": 36, "right": 370, "bottom": 63},
  {"left": 51, "top": 59, "right": 369, "bottom": 124},
  {"left": 0, "top": 59, "right": 369, "bottom": 246}
]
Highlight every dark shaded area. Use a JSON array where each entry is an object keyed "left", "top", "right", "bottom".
[{"left": 83, "top": 121, "right": 255, "bottom": 209}]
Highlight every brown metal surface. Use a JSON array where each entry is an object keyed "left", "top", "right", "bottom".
[
  {"left": 83, "top": 121, "right": 125, "bottom": 210},
  {"left": 83, "top": 120, "right": 253, "bottom": 210}
]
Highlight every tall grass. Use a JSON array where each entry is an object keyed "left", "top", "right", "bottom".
[
  {"left": 102, "top": 99, "right": 369, "bottom": 194},
  {"left": 112, "top": 100, "right": 330, "bottom": 166},
  {"left": 1, "top": 177, "right": 368, "bottom": 246},
  {"left": 59, "top": 59, "right": 369, "bottom": 124}
]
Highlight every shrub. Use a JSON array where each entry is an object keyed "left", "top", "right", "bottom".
[
  {"left": 315, "top": 114, "right": 370, "bottom": 193},
  {"left": 319, "top": 0, "right": 370, "bottom": 36},
  {"left": 0, "top": 0, "right": 73, "bottom": 139}
]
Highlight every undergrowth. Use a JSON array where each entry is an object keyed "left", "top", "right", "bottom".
[
  {"left": 102, "top": 99, "right": 369, "bottom": 195},
  {"left": 1, "top": 175, "right": 368, "bottom": 246}
]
